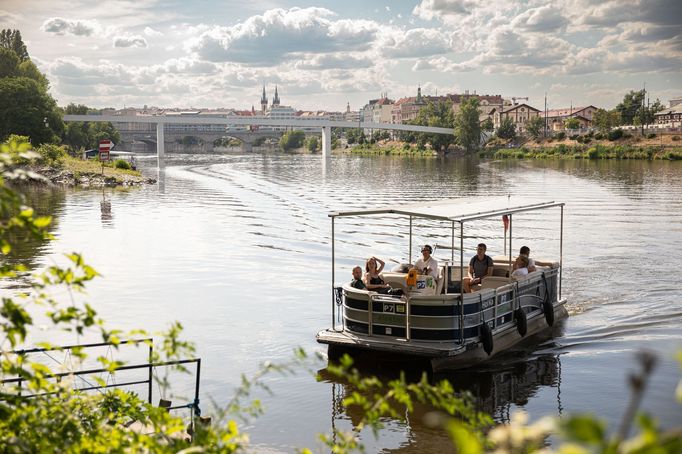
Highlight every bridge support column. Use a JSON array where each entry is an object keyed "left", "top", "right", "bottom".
[
  {"left": 321, "top": 126, "right": 332, "bottom": 157},
  {"left": 241, "top": 141, "right": 253, "bottom": 153},
  {"left": 156, "top": 121, "right": 165, "bottom": 166}
]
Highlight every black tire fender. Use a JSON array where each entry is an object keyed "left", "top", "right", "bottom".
[
  {"left": 480, "top": 322, "right": 493, "bottom": 356},
  {"left": 514, "top": 308, "right": 527, "bottom": 337},
  {"left": 542, "top": 300, "right": 554, "bottom": 326}
]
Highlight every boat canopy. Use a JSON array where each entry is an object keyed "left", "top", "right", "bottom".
[{"left": 329, "top": 197, "right": 564, "bottom": 223}]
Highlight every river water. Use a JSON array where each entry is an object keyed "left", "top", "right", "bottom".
[{"left": 14, "top": 153, "right": 682, "bottom": 451}]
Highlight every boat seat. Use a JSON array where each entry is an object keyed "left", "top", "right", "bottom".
[{"left": 480, "top": 276, "right": 511, "bottom": 290}]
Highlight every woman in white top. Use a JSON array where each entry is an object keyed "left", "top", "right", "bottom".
[{"left": 511, "top": 255, "right": 529, "bottom": 279}]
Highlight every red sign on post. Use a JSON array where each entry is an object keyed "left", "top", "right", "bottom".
[{"left": 99, "top": 139, "right": 113, "bottom": 161}]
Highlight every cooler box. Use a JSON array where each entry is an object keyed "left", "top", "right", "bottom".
[{"left": 410, "top": 275, "right": 437, "bottom": 296}]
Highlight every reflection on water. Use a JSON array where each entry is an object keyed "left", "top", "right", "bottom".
[{"left": 6, "top": 153, "right": 682, "bottom": 451}]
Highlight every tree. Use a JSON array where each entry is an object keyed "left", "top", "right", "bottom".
[
  {"left": 481, "top": 117, "right": 494, "bottom": 133},
  {"left": 0, "top": 29, "right": 29, "bottom": 61},
  {"left": 564, "top": 117, "right": 581, "bottom": 130},
  {"left": 279, "top": 130, "right": 305, "bottom": 151},
  {"left": 413, "top": 100, "right": 456, "bottom": 151},
  {"left": 496, "top": 117, "right": 517, "bottom": 140},
  {"left": 593, "top": 108, "right": 621, "bottom": 133},
  {"left": 0, "top": 77, "right": 63, "bottom": 145},
  {"left": 0, "top": 48, "right": 20, "bottom": 78},
  {"left": 306, "top": 135, "right": 319, "bottom": 152},
  {"left": 526, "top": 116, "right": 545, "bottom": 139},
  {"left": 453, "top": 97, "right": 481, "bottom": 152},
  {"left": 345, "top": 128, "right": 362, "bottom": 144},
  {"left": 614, "top": 90, "right": 662, "bottom": 126}
]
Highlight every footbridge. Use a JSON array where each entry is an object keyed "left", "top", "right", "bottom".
[{"left": 63, "top": 114, "right": 454, "bottom": 160}]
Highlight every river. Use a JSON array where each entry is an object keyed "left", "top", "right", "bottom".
[{"left": 15, "top": 153, "right": 682, "bottom": 452}]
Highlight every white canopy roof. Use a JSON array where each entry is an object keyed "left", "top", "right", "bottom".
[{"left": 329, "top": 197, "right": 563, "bottom": 223}]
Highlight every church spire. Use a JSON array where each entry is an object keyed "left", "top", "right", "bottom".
[
  {"left": 273, "top": 85, "right": 280, "bottom": 106},
  {"left": 261, "top": 84, "right": 268, "bottom": 115}
]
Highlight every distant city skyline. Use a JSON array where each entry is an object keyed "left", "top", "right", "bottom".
[{"left": 3, "top": 0, "right": 681, "bottom": 111}]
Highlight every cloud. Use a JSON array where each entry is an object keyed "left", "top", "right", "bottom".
[
  {"left": 113, "top": 35, "right": 148, "bottom": 48},
  {"left": 379, "top": 28, "right": 451, "bottom": 58},
  {"left": 144, "top": 26, "right": 163, "bottom": 37},
  {"left": 512, "top": 5, "right": 568, "bottom": 32},
  {"left": 41, "top": 17, "right": 99, "bottom": 36},
  {"left": 294, "top": 54, "right": 374, "bottom": 69},
  {"left": 186, "top": 7, "right": 379, "bottom": 65}
]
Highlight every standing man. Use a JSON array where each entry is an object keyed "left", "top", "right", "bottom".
[
  {"left": 414, "top": 245, "right": 438, "bottom": 278},
  {"left": 464, "top": 243, "right": 494, "bottom": 292}
]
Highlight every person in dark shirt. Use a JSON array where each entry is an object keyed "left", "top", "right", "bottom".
[
  {"left": 463, "top": 243, "right": 494, "bottom": 292},
  {"left": 350, "top": 266, "right": 366, "bottom": 289}
]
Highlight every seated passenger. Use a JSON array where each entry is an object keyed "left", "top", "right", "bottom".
[
  {"left": 511, "top": 255, "right": 529, "bottom": 279},
  {"left": 365, "top": 257, "right": 403, "bottom": 295},
  {"left": 350, "top": 266, "right": 366, "bottom": 290},
  {"left": 513, "top": 246, "right": 537, "bottom": 273},
  {"left": 463, "top": 243, "right": 494, "bottom": 292},
  {"left": 413, "top": 245, "right": 438, "bottom": 279}
]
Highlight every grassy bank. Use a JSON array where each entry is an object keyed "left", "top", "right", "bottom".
[
  {"left": 481, "top": 144, "right": 682, "bottom": 160},
  {"left": 346, "top": 143, "right": 436, "bottom": 156}
]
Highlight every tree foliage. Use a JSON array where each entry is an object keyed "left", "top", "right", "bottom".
[
  {"left": 564, "top": 117, "right": 581, "bottom": 130},
  {"left": 616, "top": 90, "right": 664, "bottom": 126},
  {"left": 496, "top": 116, "right": 517, "bottom": 140},
  {"left": 593, "top": 108, "right": 621, "bottom": 133},
  {"left": 0, "top": 29, "right": 28, "bottom": 61},
  {"left": 526, "top": 116, "right": 545, "bottom": 139},
  {"left": 412, "top": 100, "right": 456, "bottom": 151},
  {"left": 0, "top": 77, "right": 63, "bottom": 145},
  {"left": 454, "top": 97, "right": 481, "bottom": 152},
  {"left": 481, "top": 117, "right": 494, "bottom": 133},
  {"left": 279, "top": 130, "right": 305, "bottom": 151},
  {"left": 306, "top": 135, "right": 319, "bottom": 152},
  {"left": 0, "top": 30, "right": 62, "bottom": 146}
]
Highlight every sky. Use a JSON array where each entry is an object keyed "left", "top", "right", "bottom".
[{"left": 3, "top": 0, "right": 681, "bottom": 112}]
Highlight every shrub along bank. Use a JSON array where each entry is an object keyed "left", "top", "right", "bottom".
[{"left": 482, "top": 144, "right": 682, "bottom": 161}]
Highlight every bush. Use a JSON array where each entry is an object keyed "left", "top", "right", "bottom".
[
  {"left": 608, "top": 128, "right": 624, "bottom": 141},
  {"left": 664, "top": 150, "right": 682, "bottom": 160},
  {"left": 672, "top": 135, "right": 680, "bottom": 141},
  {"left": 113, "top": 159, "right": 131, "bottom": 170},
  {"left": 570, "top": 134, "right": 579, "bottom": 140},
  {"left": 646, "top": 133, "right": 657, "bottom": 139},
  {"left": 36, "top": 143, "right": 67, "bottom": 167},
  {"left": 594, "top": 133, "right": 604, "bottom": 140},
  {"left": 556, "top": 132, "right": 566, "bottom": 140}
]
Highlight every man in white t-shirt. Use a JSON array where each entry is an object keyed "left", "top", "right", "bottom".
[{"left": 414, "top": 245, "right": 438, "bottom": 279}]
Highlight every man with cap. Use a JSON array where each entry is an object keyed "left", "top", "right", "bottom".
[{"left": 414, "top": 244, "right": 438, "bottom": 279}]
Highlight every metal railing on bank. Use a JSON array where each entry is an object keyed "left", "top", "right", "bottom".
[{"left": 0, "top": 338, "right": 202, "bottom": 417}]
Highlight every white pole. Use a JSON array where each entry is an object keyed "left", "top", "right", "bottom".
[{"left": 156, "top": 121, "right": 165, "bottom": 167}]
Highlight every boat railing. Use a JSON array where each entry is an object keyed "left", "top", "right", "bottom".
[{"left": 340, "top": 267, "right": 559, "bottom": 344}]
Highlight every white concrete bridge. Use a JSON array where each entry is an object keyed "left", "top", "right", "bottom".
[{"left": 63, "top": 114, "right": 455, "bottom": 159}]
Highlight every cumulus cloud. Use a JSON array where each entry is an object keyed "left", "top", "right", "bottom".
[
  {"left": 41, "top": 17, "right": 99, "bottom": 36},
  {"left": 512, "top": 5, "right": 568, "bottom": 32},
  {"left": 186, "top": 7, "right": 379, "bottom": 65},
  {"left": 294, "top": 54, "right": 373, "bottom": 69},
  {"left": 379, "top": 28, "right": 451, "bottom": 58},
  {"left": 113, "top": 35, "right": 148, "bottom": 48},
  {"left": 144, "top": 26, "right": 163, "bottom": 37}
]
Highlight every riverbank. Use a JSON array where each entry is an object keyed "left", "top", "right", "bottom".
[
  {"left": 33, "top": 156, "right": 156, "bottom": 187},
  {"left": 345, "top": 142, "right": 437, "bottom": 156},
  {"left": 481, "top": 144, "right": 682, "bottom": 160}
]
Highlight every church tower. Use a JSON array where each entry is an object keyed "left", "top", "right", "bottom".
[
  {"left": 260, "top": 85, "right": 268, "bottom": 115},
  {"left": 272, "top": 85, "right": 280, "bottom": 107},
  {"left": 416, "top": 85, "right": 423, "bottom": 103}
]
